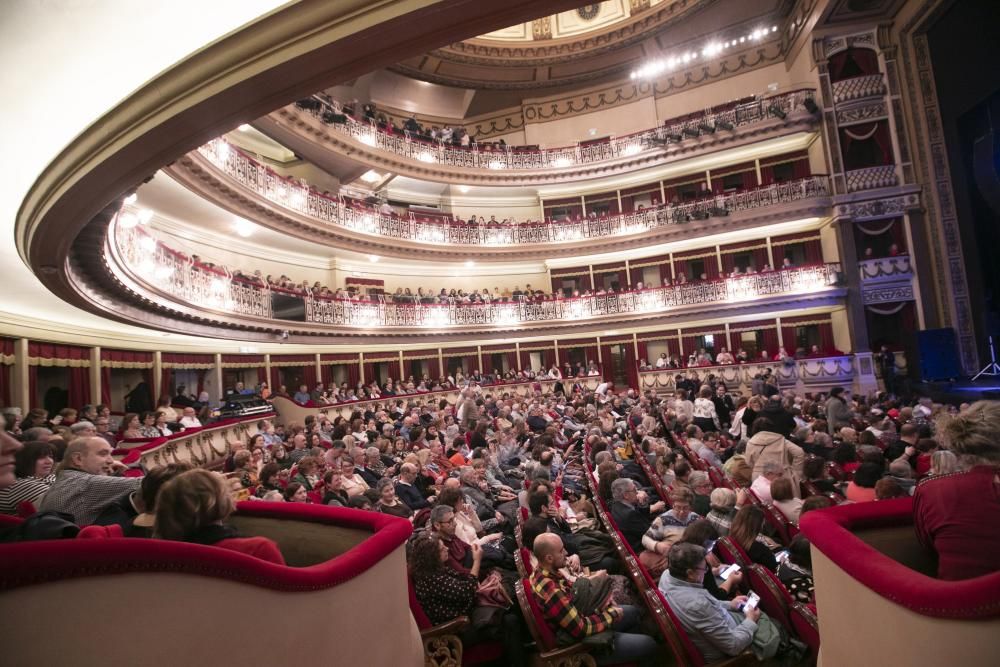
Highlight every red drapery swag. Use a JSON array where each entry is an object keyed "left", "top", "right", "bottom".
[
  {"left": 603, "top": 338, "right": 638, "bottom": 390},
  {"left": 28, "top": 342, "right": 90, "bottom": 361},
  {"left": 270, "top": 367, "right": 282, "bottom": 391},
  {"left": 102, "top": 367, "right": 113, "bottom": 407},
  {"left": 839, "top": 121, "right": 893, "bottom": 168},
  {"left": 828, "top": 47, "right": 879, "bottom": 82},
  {"left": 636, "top": 340, "right": 649, "bottom": 366},
  {"left": 855, "top": 217, "right": 906, "bottom": 253}
]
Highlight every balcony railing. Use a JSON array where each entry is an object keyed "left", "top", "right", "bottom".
[
  {"left": 112, "top": 219, "right": 843, "bottom": 331},
  {"left": 195, "top": 138, "right": 829, "bottom": 247},
  {"left": 859, "top": 255, "right": 911, "bottom": 281},
  {"left": 299, "top": 89, "right": 815, "bottom": 171},
  {"left": 846, "top": 165, "right": 897, "bottom": 192},
  {"left": 832, "top": 74, "right": 886, "bottom": 105}
]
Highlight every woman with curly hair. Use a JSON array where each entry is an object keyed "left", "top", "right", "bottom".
[{"left": 914, "top": 401, "right": 1000, "bottom": 580}]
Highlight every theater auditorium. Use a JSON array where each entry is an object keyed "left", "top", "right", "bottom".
[{"left": 1, "top": 1, "right": 998, "bottom": 665}]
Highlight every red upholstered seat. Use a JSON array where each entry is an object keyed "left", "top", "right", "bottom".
[
  {"left": 761, "top": 503, "right": 797, "bottom": 545},
  {"left": 16, "top": 501, "right": 37, "bottom": 518},
  {"left": 789, "top": 602, "right": 820, "bottom": 658},
  {"left": 519, "top": 577, "right": 559, "bottom": 652},
  {"left": 715, "top": 536, "right": 751, "bottom": 568},
  {"left": 408, "top": 575, "right": 504, "bottom": 665},
  {"left": 745, "top": 564, "right": 794, "bottom": 632}
]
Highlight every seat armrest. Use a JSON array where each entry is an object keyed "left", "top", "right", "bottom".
[{"left": 419, "top": 616, "right": 469, "bottom": 638}]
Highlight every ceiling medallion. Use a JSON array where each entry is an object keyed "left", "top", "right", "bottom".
[{"left": 577, "top": 4, "right": 601, "bottom": 21}]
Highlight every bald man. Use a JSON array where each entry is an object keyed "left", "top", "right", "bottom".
[
  {"left": 529, "top": 534, "right": 658, "bottom": 665},
  {"left": 39, "top": 437, "right": 140, "bottom": 525}
]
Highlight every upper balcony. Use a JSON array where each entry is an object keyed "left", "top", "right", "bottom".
[
  {"left": 92, "top": 216, "right": 845, "bottom": 343},
  {"left": 167, "top": 138, "right": 832, "bottom": 262},
  {"left": 255, "top": 90, "right": 819, "bottom": 187}
]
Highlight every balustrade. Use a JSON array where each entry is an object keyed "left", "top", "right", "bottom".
[
  {"left": 832, "top": 74, "right": 886, "bottom": 104},
  {"left": 304, "top": 89, "right": 814, "bottom": 172},
  {"left": 845, "top": 165, "right": 897, "bottom": 192},
  {"left": 194, "top": 138, "right": 829, "bottom": 247},
  {"left": 113, "top": 218, "right": 842, "bottom": 330}
]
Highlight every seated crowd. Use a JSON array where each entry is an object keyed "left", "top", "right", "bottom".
[{"left": 1, "top": 370, "right": 996, "bottom": 664}]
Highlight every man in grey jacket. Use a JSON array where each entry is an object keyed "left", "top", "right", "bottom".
[{"left": 659, "top": 543, "right": 762, "bottom": 662}]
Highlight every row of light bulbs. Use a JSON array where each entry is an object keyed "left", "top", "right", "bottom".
[{"left": 631, "top": 25, "right": 780, "bottom": 80}]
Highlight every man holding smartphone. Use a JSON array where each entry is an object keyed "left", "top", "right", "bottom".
[{"left": 660, "top": 543, "right": 781, "bottom": 662}]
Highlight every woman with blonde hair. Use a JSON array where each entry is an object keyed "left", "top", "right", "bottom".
[
  {"left": 154, "top": 469, "right": 285, "bottom": 564},
  {"left": 914, "top": 401, "right": 1000, "bottom": 580}
]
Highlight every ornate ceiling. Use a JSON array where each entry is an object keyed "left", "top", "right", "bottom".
[{"left": 390, "top": 0, "right": 732, "bottom": 90}]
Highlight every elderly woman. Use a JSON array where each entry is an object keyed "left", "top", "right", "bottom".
[
  {"left": 928, "top": 449, "right": 959, "bottom": 477},
  {"left": 137, "top": 411, "right": 161, "bottom": 438},
  {"left": 705, "top": 487, "right": 737, "bottom": 537},
  {"left": 641, "top": 487, "right": 701, "bottom": 578},
  {"left": 915, "top": 401, "right": 1000, "bottom": 580},
  {"left": 154, "top": 469, "right": 285, "bottom": 564}
]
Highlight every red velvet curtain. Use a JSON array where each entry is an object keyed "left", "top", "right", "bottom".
[
  {"left": 703, "top": 256, "right": 720, "bottom": 280},
  {"left": 68, "top": 367, "right": 90, "bottom": 408},
  {"left": 302, "top": 364, "right": 317, "bottom": 389},
  {"left": 101, "top": 367, "right": 113, "bottom": 407},
  {"left": 363, "top": 362, "right": 378, "bottom": 384},
  {"left": 793, "top": 158, "right": 810, "bottom": 179},
  {"left": 0, "top": 365, "right": 10, "bottom": 408},
  {"left": 346, "top": 362, "right": 360, "bottom": 388},
  {"left": 829, "top": 48, "right": 879, "bottom": 82},
  {"left": 780, "top": 324, "right": 797, "bottom": 352},
  {"left": 622, "top": 343, "right": 638, "bottom": 390},
  {"left": 804, "top": 239, "right": 823, "bottom": 264},
  {"left": 659, "top": 262, "right": 673, "bottom": 284},
  {"left": 601, "top": 344, "right": 616, "bottom": 379},
  {"left": 402, "top": 358, "right": 415, "bottom": 380},
  {"left": 819, "top": 323, "right": 836, "bottom": 354},
  {"left": 636, "top": 340, "right": 649, "bottom": 367},
  {"left": 270, "top": 367, "right": 282, "bottom": 390},
  {"left": 506, "top": 351, "right": 518, "bottom": 374},
  {"left": 160, "top": 368, "right": 173, "bottom": 399},
  {"left": 761, "top": 327, "right": 780, "bottom": 359},
  {"left": 673, "top": 258, "right": 688, "bottom": 281},
  {"left": 257, "top": 367, "right": 268, "bottom": 386},
  {"left": 840, "top": 122, "right": 893, "bottom": 167},
  {"left": 753, "top": 246, "right": 770, "bottom": 270}
]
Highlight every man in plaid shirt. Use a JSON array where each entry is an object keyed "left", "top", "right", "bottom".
[{"left": 529, "top": 534, "right": 659, "bottom": 665}]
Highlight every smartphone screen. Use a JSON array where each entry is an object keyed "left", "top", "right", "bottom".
[
  {"left": 742, "top": 591, "right": 760, "bottom": 612},
  {"left": 720, "top": 563, "right": 741, "bottom": 581},
  {"left": 775, "top": 550, "right": 790, "bottom": 563}
]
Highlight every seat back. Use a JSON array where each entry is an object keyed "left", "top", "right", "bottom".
[
  {"left": 407, "top": 575, "right": 433, "bottom": 630},
  {"left": 715, "top": 536, "right": 751, "bottom": 567},
  {"left": 515, "top": 578, "right": 559, "bottom": 652},
  {"left": 790, "top": 602, "right": 820, "bottom": 657},
  {"left": 746, "top": 564, "right": 794, "bottom": 632},
  {"left": 762, "top": 503, "right": 796, "bottom": 545},
  {"left": 515, "top": 547, "right": 533, "bottom": 577}
]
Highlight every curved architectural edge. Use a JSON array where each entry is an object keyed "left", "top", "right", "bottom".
[
  {"left": 164, "top": 146, "right": 833, "bottom": 261},
  {"left": 16, "top": 0, "right": 591, "bottom": 316}
]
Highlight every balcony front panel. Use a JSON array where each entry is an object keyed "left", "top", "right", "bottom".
[
  {"left": 859, "top": 255, "right": 915, "bottom": 306},
  {"left": 167, "top": 141, "right": 832, "bottom": 261},
  {"left": 101, "top": 216, "right": 846, "bottom": 342},
  {"left": 259, "top": 90, "right": 818, "bottom": 186}
]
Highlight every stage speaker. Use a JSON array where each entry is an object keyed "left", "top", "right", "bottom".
[{"left": 917, "top": 328, "right": 961, "bottom": 381}]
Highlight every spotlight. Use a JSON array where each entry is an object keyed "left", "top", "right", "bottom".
[
  {"left": 803, "top": 98, "right": 820, "bottom": 114},
  {"left": 768, "top": 105, "right": 787, "bottom": 120},
  {"left": 683, "top": 126, "right": 701, "bottom": 139},
  {"left": 698, "top": 122, "right": 716, "bottom": 134},
  {"left": 716, "top": 120, "right": 734, "bottom": 131}
]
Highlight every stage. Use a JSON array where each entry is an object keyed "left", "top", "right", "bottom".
[{"left": 910, "top": 379, "right": 1000, "bottom": 404}]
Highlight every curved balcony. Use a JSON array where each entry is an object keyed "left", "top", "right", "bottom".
[
  {"left": 846, "top": 165, "right": 897, "bottom": 192},
  {"left": 104, "top": 216, "right": 845, "bottom": 341},
  {"left": 169, "top": 138, "right": 832, "bottom": 261},
  {"left": 259, "top": 89, "right": 818, "bottom": 186}
]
